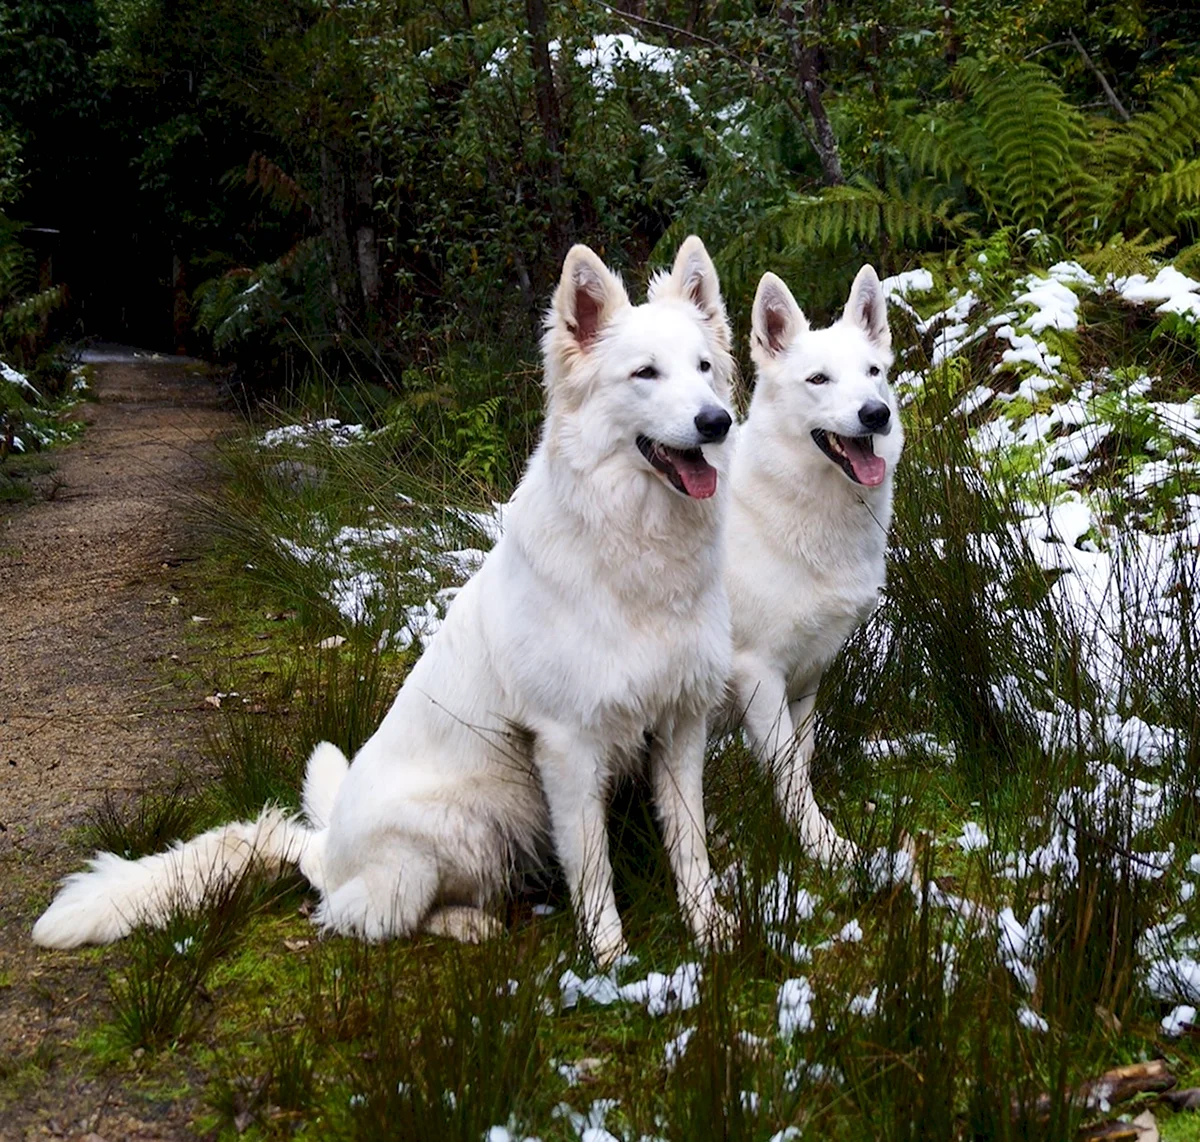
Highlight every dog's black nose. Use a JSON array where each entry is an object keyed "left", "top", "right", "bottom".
[
  {"left": 858, "top": 401, "right": 890, "bottom": 432},
  {"left": 694, "top": 406, "right": 732, "bottom": 442}
]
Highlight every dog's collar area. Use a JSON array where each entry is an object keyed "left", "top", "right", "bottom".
[
  {"left": 636, "top": 434, "right": 718, "bottom": 499},
  {"left": 811, "top": 428, "right": 886, "bottom": 487}
]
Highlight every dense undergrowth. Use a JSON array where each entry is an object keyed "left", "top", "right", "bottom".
[{"left": 39, "top": 242, "right": 1200, "bottom": 1140}]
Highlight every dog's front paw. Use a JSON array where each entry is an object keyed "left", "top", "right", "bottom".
[
  {"left": 693, "top": 899, "right": 736, "bottom": 950},
  {"left": 586, "top": 914, "right": 628, "bottom": 971},
  {"left": 798, "top": 807, "right": 857, "bottom": 867}
]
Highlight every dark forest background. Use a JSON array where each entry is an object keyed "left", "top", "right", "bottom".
[{"left": 2, "top": 0, "right": 1199, "bottom": 424}]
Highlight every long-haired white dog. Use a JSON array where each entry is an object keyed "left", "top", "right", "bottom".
[
  {"left": 34, "top": 238, "right": 736, "bottom": 967},
  {"left": 724, "top": 266, "right": 903, "bottom": 862}
]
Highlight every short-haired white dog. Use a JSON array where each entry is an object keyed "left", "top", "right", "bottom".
[{"left": 34, "top": 238, "right": 737, "bottom": 967}]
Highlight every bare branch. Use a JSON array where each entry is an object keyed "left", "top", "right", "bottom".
[{"left": 1068, "top": 29, "right": 1130, "bottom": 122}]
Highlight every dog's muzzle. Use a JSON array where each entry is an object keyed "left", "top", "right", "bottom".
[
  {"left": 637, "top": 435, "right": 720, "bottom": 499},
  {"left": 811, "top": 428, "right": 887, "bottom": 487}
]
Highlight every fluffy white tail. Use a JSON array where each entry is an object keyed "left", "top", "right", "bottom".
[
  {"left": 301, "top": 740, "right": 349, "bottom": 829},
  {"left": 32, "top": 742, "right": 350, "bottom": 950}
]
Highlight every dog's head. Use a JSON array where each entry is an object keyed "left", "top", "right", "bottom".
[
  {"left": 750, "top": 265, "right": 902, "bottom": 489},
  {"left": 541, "top": 237, "right": 735, "bottom": 501}
]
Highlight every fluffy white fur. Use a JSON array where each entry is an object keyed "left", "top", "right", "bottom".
[
  {"left": 723, "top": 265, "right": 903, "bottom": 862},
  {"left": 33, "top": 238, "right": 736, "bottom": 968}
]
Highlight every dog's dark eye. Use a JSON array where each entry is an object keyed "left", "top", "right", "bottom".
[
  {"left": 633, "top": 365, "right": 658, "bottom": 380},
  {"left": 868, "top": 365, "right": 881, "bottom": 376},
  {"left": 699, "top": 359, "right": 712, "bottom": 373},
  {"left": 806, "top": 372, "right": 830, "bottom": 385}
]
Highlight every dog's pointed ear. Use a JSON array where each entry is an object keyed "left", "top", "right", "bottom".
[
  {"left": 550, "top": 244, "right": 629, "bottom": 351},
  {"left": 843, "top": 265, "right": 891, "bottom": 349},
  {"left": 649, "top": 235, "right": 731, "bottom": 348},
  {"left": 751, "top": 272, "right": 807, "bottom": 364}
]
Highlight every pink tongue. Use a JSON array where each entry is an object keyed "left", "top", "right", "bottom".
[
  {"left": 843, "top": 438, "right": 886, "bottom": 487},
  {"left": 673, "top": 451, "right": 718, "bottom": 499}
]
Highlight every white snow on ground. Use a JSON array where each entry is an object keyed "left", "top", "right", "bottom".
[
  {"left": 777, "top": 977, "right": 816, "bottom": 1037},
  {"left": 259, "top": 418, "right": 366, "bottom": 448},
  {"left": 874, "top": 254, "right": 1200, "bottom": 1022},
  {"left": 559, "top": 961, "right": 702, "bottom": 1018},
  {"left": 848, "top": 988, "right": 878, "bottom": 1016},
  {"left": 484, "top": 1128, "right": 540, "bottom": 1142},
  {"left": 956, "top": 822, "right": 989, "bottom": 852},
  {"left": 1013, "top": 269, "right": 1082, "bottom": 333},
  {"left": 1017, "top": 1005, "right": 1049, "bottom": 1032},
  {"left": 663, "top": 1027, "right": 695, "bottom": 1068},
  {"left": 552, "top": 1098, "right": 622, "bottom": 1142},
  {"left": 758, "top": 870, "right": 819, "bottom": 926},
  {"left": 864, "top": 734, "right": 956, "bottom": 765},
  {"left": 1162, "top": 1004, "right": 1196, "bottom": 1036},
  {"left": 272, "top": 506, "right": 505, "bottom": 638},
  {"left": 993, "top": 324, "right": 1062, "bottom": 374},
  {"left": 865, "top": 845, "right": 916, "bottom": 890},
  {"left": 881, "top": 268, "right": 934, "bottom": 300},
  {"left": 1113, "top": 265, "right": 1200, "bottom": 322},
  {"left": 1, "top": 360, "right": 40, "bottom": 397}
]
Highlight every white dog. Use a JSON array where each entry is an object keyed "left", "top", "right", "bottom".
[
  {"left": 33, "top": 238, "right": 737, "bottom": 968},
  {"left": 724, "top": 265, "right": 903, "bottom": 862}
]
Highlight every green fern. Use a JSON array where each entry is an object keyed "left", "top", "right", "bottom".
[
  {"left": 1121, "top": 80, "right": 1200, "bottom": 173},
  {"left": 774, "top": 178, "right": 974, "bottom": 251},
  {"left": 911, "top": 61, "right": 1088, "bottom": 236},
  {"left": 1, "top": 285, "right": 67, "bottom": 343},
  {"left": 1076, "top": 231, "right": 1176, "bottom": 279},
  {"left": 1127, "top": 157, "right": 1200, "bottom": 224},
  {"left": 770, "top": 60, "right": 1200, "bottom": 274},
  {"left": 1172, "top": 240, "right": 1200, "bottom": 277}
]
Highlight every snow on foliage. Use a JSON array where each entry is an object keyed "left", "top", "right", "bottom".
[{"left": 1, "top": 359, "right": 39, "bottom": 397}]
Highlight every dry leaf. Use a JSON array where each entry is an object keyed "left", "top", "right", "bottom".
[
  {"left": 1131, "top": 1110, "right": 1159, "bottom": 1141},
  {"left": 204, "top": 695, "right": 222, "bottom": 709},
  {"left": 317, "top": 635, "right": 347, "bottom": 650}
]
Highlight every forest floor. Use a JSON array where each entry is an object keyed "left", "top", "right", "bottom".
[{"left": 0, "top": 351, "right": 233, "bottom": 1140}]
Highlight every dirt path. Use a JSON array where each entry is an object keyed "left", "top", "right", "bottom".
[{"left": 0, "top": 351, "right": 234, "bottom": 1140}]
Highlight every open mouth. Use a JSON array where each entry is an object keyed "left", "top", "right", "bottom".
[
  {"left": 636, "top": 435, "right": 718, "bottom": 499},
  {"left": 811, "top": 429, "right": 887, "bottom": 487}
]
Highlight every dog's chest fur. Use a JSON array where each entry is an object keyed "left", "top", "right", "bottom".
[
  {"left": 499, "top": 450, "right": 731, "bottom": 746},
  {"left": 727, "top": 434, "right": 890, "bottom": 685}
]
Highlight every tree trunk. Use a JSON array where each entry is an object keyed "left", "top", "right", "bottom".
[
  {"left": 319, "top": 144, "right": 358, "bottom": 333},
  {"left": 524, "top": 0, "right": 570, "bottom": 261},
  {"left": 354, "top": 148, "right": 380, "bottom": 310},
  {"left": 778, "top": 0, "right": 844, "bottom": 186}
]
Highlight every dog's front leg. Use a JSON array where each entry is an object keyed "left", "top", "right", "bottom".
[
  {"left": 651, "top": 713, "right": 725, "bottom": 945},
  {"left": 535, "top": 726, "right": 625, "bottom": 968},
  {"left": 782, "top": 687, "right": 857, "bottom": 865},
  {"left": 738, "top": 663, "right": 854, "bottom": 864}
]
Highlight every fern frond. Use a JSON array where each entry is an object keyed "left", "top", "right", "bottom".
[
  {"left": 1171, "top": 241, "right": 1200, "bottom": 277},
  {"left": 772, "top": 179, "right": 974, "bottom": 253},
  {"left": 0, "top": 286, "right": 67, "bottom": 341},
  {"left": 1126, "top": 157, "right": 1200, "bottom": 223},
  {"left": 903, "top": 60, "right": 1087, "bottom": 236},
  {"left": 246, "top": 152, "right": 311, "bottom": 213},
  {"left": 1077, "top": 231, "right": 1176, "bottom": 279},
  {"left": 1123, "top": 80, "right": 1200, "bottom": 172},
  {"left": 960, "top": 60, "right": 1085, "bottom": 234}
]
